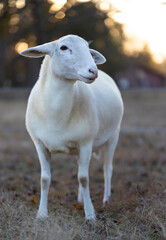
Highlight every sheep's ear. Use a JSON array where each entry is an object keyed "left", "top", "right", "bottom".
[
  {"left": 90, "top": 49, "right": 106, "bottom": 65},
  {"left": 20, "top": 42, "right": 53, "bottom": 58}
]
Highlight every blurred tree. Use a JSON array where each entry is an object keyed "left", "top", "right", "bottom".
[
  {"left": 0, "top": 0, "right": 145, "bottom": 87},
  {"left": 127, "top": 44, "right": 157, "bottom": 72},
  {"left": 0, "top": 1, "right": 10, "bottom": 87},
  {"left": 158, "top": 59, "right": 166, "bottom": 76}
]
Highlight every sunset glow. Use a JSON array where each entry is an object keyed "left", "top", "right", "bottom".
[
  {"left": 15, "top": 41, "right": 28, "bottom": 53},
  {"left": 16, "top": 0, "right": 25, "bottom": 9},
  {"left": 0, "top": 3, "right": 4, "bottom": 10},
  {"left": 110, "top": 0, "right": 166, "bottom": 63},
  {"left": 49, "top": 0, "right": 67, "bottom": 12},
  {"left": 13, "top": 0, "right": 166, "bottom": 64},
  {"left": 47, "top": 0, "right": 166, "bottom": 63}
]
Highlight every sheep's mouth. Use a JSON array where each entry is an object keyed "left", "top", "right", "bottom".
[{"left": 79, "top": 74, "right": 96, "bottom": 83}]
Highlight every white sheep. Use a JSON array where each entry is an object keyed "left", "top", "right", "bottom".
[{"left": 20, "top": 35, "right": 123, "bottom": 220}]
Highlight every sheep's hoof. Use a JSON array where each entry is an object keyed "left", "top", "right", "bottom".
[
  {"left": 35, "top": 217, "right": 47, "bottom": 224},
  {"left": 85, "top": 212, "right": 96, "bottom": 221},
  {"left": 103, "top": 197, "right": 111, "bottom": 207},
  {"left": 36, "top": 212, "right": 48, "bottom": 222}
]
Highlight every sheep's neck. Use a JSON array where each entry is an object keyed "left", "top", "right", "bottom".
[{"left": 39, "top": 57, "right": 76, "bottom": 126}]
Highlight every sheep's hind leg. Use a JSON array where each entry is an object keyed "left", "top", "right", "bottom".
[
  {"left": 103, "top": 130, "right": 120, "bottom": 206},
  {"left": 77, "top": 184, "right": 83, "bottom": 204},
  {"left": 34, "top": 141, "right": 51, "bottom": 219},
  {"left": 78, "top": 142, "right": 95, "bottom": 220}
]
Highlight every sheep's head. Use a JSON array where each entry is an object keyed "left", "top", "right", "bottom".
[{"left": 20, "top": 35, "right": 106, "bottom": 84}]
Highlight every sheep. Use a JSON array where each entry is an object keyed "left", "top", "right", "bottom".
[{"left": 20, "top": 35, "right": 124, "bottom": 221}]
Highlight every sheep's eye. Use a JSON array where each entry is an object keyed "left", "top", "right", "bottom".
[{"left": 60, "top": 45, "right": 68, "bottom": 51}]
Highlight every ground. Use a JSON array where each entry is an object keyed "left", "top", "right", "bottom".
[{"left": 0, "top": 89, "right": 166, "bottom": 240}]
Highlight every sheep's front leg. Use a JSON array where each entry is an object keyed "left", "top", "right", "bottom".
[
  {"left": 78, "top": 142, "right": 95, "bottom": 220},
  {"left": 34, "top": 141, "right": 51, "bottom": 219}
]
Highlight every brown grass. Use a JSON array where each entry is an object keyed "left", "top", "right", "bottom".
[{"left": 0, "top": 90, "right": 166, "bottom": 240}]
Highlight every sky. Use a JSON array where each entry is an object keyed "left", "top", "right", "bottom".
[{"left": 110, "top": 0, "right": 166, "bottom": 63}]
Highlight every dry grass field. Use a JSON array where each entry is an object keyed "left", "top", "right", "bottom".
[{"left": 0, "top": 89, "right": 166, "bottom": 240}]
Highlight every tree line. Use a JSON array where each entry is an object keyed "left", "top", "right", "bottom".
[{"left": 0, "top": 0, "right": 156, "bottom": 87}]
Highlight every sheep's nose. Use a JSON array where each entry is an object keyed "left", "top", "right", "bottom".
[{"left": 89, "top": 69, "right": 98, "bottom": 78}]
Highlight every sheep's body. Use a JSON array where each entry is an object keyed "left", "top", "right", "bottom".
[
  {"left": 21, "top": 35, "right": 123, "bottom": 220},
  {"left": 26, "top": 56, "right": 122, "bottom": 155}
]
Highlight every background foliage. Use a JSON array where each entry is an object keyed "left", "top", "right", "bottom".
[{"left": 0, "top": 0, "right": 156, "bottom": 88}]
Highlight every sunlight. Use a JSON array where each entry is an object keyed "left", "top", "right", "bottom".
[
  {"left": 49, "top": 0, "right": 67, "bottom": 12},
  {"left": 153, "top": 53, "right": 166, "bottom": 64},
  {"left": 0, "top": 3, "right": 4, "bottom": 11},
  {"left": 77, "top": 0, "right": 90, "bottom": 2},
  {"left": 110, "top": 0, "right": 166, "bottom": 63},
  {"left": 16, "top": 0, "right": 25, "bottom": 9},
  {"left": 98, "top": 1, "right": 110, "bottom": 12},
  {"left": 9, "top": 14, "right": 20, "bottom": 26},
  {"left": 55, "top": 11, "right": 65, "bottom": 19},
  {"left": 15, "top": 41, "right": 28, "bottom": 53},
  {"left": 104, "top": 18, "right": 114, "bottom": 28}
]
